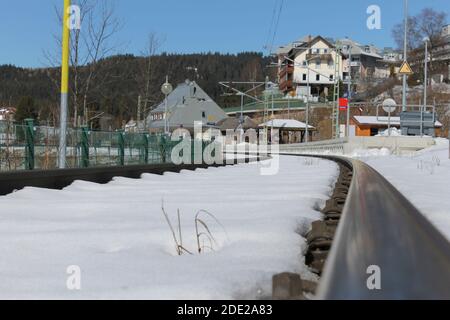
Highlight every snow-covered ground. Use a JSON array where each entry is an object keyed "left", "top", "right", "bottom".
[
  {"left": 0, "top": 156, "right": 338, "bottom": 299},
  {"left": 353, "top": 138, "right": 450, "bottom": 240}
]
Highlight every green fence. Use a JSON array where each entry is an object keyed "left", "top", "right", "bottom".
[{"left": 0, "top": 120, "right": 191, "bottom": 172}]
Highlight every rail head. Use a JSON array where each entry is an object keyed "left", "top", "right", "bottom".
[{"left": 315, "top": 157, "right": 450, "bottom": 299}]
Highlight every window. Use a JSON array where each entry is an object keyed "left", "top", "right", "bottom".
[
  {"left": 202, "top": 111, "right": 206, "bottom": 118},
  {"left": 316, "top": 74, "right": 320, "bottom": 81},
  {"left": 302, "top": 60, "right": 307, "bottom": 66},
  {"left": 302, "top": 74, "right": 307, "bottom": 81},
  {"left": 370, "top": 128, "right": 378, "bottom": 136},
  {"left": 330, "top": 75, "right": 334, "bottom": 81},
  {"left": 323, "top": 48, "right": 328, "bottom": 54},
  {"left": 315, "top": 59, "right": 321, "bottom": 68}
]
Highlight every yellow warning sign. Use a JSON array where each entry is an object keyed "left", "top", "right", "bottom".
[{"left": 398, "top": 61, "right": 414, "bottom": 75}]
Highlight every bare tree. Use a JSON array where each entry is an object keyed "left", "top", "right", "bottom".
[
  {"left": 392, "top": 15, "right": 422, "bottom": 51},
  {"left": 136, "top": 32, "right": 165, "bottom": 121},
  {"left": 44, "top": 0, "right": 121, "bottom": 127},
  {"left": 82, "top": 0, "right": 121, "bottom": 125},
  {"left": 392, "top": 8, "right": 447, "bottom": 55}
]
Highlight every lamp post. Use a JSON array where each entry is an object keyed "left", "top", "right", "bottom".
[
  {"left": 346, "top": 45, "right": 352, "bottom": 138},
  {"left": 161, "top": 76, "right": 173, "bottom": 135},
  {"left": 402, "top": 0, "right": 408, "bottom": 112},
  {"left": 305, "top": 59, "right": 310, "bottom": 142},
  {"left": 237, "top": 92, "right": 244, "bottom": 126},
  {"left": 422, "top": 37, "right": 429, "bottom": 136},
  {"left": 58, "top": 0, "right": 71, "bottom": 169}
]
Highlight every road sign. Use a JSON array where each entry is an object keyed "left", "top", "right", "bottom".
[
  {"left": 399, "top": 61, "right": 413, "bottom": 75},
  {"left": 339, "top": 98, "right": 348, "bottom": 111},
  {"left": 382, "top": 98, "right": 397, "bottom": 113}
]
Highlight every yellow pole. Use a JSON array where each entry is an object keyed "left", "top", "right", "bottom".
[{"left": 58, "top": 0, "right": 71, "bottom": 168}]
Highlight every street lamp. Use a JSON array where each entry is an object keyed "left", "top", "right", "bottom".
[
  {"left": 422, "top": 37, "right": 430, "bottom": 137},
  {"left": 402, "top": 0, "right": 409, "bottom": 112},
  {"left": 237, "top": 92, "right": 245, "bottom": 126},
  {"left": 161, "top": 76, "right": 173, "bottom": 134}
]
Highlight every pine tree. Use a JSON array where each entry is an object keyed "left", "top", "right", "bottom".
[{"left": 15, "top": 96, "right": 38, "bottom": 122}]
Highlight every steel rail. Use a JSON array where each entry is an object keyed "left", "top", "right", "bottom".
[{"left": 304, "top": 155, "right": 450, "bottom": 299}]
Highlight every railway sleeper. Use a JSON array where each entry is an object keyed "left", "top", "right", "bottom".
[
  {"left": 305, "top": 249, "right": 329, "bottom": 275},
  {"left": 307, "top": 221, "right": 336, "bottom": 243}
]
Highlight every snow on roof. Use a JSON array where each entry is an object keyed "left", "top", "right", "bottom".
[
  {"left": 259, "top": 119, "right": 314, "bottom": 129},
  {"left": 353, "top": 116, "right": 442, "bottom": 127}
]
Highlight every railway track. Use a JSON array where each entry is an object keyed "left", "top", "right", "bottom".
[
  {"left": 279, "top": 154, "right": 450, "bottom": 300},
  {"left": 1, "top": 152, "right": 449, "bottom": 299}
]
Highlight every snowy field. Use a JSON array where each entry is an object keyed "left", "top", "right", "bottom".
[
  {"left": 353, "top": 138, "right": 450, "bottom": 240},
  {"left": 0, "top": 156, "right": 338, "bottom": 299}
]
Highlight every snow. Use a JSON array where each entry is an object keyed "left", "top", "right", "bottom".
[
  {"left": 353, "top": 138, "right": 450, "bottom": 240},
  {"left": 0, "top": 156, "right": 338, "bottom": 299},
  {"left": 376, "top": 127, "right": 403, "bottom": 137}
]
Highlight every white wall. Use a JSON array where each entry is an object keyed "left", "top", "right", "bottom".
[{"left": 293, "top": 39, "right": 344, "bottom": 85}]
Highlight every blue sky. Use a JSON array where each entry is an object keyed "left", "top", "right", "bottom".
[{"left": 0, "top": 0, "right": 448, "bottom": 67}]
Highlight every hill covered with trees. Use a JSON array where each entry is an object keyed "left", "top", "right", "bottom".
[{"left": 0, "top": 52, "right": 274, "bottom": 128}]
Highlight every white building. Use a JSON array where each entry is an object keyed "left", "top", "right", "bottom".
[{"left": 277, "top": 35, "right": 344, "bottom": 100}]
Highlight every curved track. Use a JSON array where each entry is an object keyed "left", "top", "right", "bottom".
[{"left": 296, "top": 154, "right": 450, "bottom": 299}]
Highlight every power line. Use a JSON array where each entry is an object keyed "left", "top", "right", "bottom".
[
  {"left": 269, "top": 0, "right": 285, "bottom": 55},
  {"left": 264, "top": 0, "right": 280, "bottom": 53}
]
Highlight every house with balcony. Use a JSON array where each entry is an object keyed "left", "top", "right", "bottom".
[
  {"left": 277, "top": 35, "right": 344, "bottom": 101},
  {"left": 338, "top": 38, "right": 393, "bottom": 82}
]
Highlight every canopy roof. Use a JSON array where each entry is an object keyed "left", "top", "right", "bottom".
[{"left": 259, "top": 119, "right": 315, "bottom": 131}]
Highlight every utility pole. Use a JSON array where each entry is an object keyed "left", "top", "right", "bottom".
[
  {"left": 346, "top": 45, "right": 352, "bottom": 137},
  {"left": 402, "top": 0, "right": 408, "bottom": 112},
  {"left": 161, "top": 76, "right": 173, "bottom": 135},
  {"left": 287, "top": 96, "right": 290, "bottom": 119},
  {"left": 137, "top": 95, "right": 142, "bottom": 124},
  {"left": 305, "top": 60, "right": 310, "bottom": 142},
  {"left": 58, "top": 0, "right": 71, "bottom": 169},
  {"left": 422, "top": 37, "right": 429, "bottom": 136},
  {"left": 423, "top": 39, "right": 429, "bottom": 110}
]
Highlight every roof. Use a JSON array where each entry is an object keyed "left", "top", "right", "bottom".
[
  {"left": 279, "top": 35, "right": 342, "bottom": 58},
  {"left": 338, "top": 38, "right": 382, "bottom": 59},
  {"left": 147, "top": 80, "right": 228, "bottom": 130},
  {"left": 150, "top": 80, "right": 212, "bottom": 114},
  {"left": 217, "top": 116, "right": 259, "bottom": 131},
  {"left": 353, "top": 116, "right": 443, "bottom": 127},
  {"left": 259, "top": 119, "right": 315, "bottom": 130}
]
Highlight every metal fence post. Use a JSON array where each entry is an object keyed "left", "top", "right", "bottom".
[
  {"left": 118, "top": 131, "right": 125, "bottom": 166},
  {"left": 24, "top": 119, "right": 35, "bottom": 170},
  {"left": 159, "top": 134, "right": 167, "bottom": 163},
  {"left": 143, "top": 133, "right": 149, "bottom": 164},
  {"left": 81, "top": 126, "right": 89, "bottom": 168}
]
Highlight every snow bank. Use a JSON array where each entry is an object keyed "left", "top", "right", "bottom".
[
  {"left": 362, "top": 139, "right": 450, "bottom": 240},
  {"left": 350, "top": 147, "right": 391, "bottom": 159},
  {"left": 0, "top": 156, "right": 338, "bottom": 299},
  {"left": 376, "top": 127, "right": 402, "bottom": 137}
]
